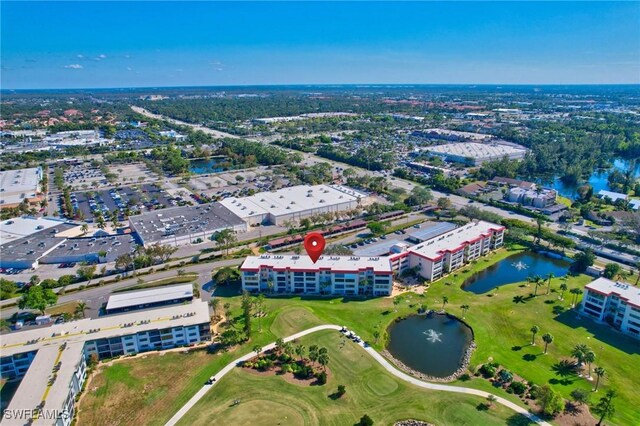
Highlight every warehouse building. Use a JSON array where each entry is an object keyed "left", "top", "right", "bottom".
[
  {"left": 220, "top": 184, "right": 369, "bottom": 226},
  {"left": 580, "top": 278, "right": 640, "bottom": 340},
  {"left": 422, "top": 142, "right": 528, "bottom": 166},
  {"left": 1, "top": 301, "right": 211, "bottom": 426},
  {"left": 129, "top": 202, "right": 246, "bottom": 247},
  {"left": 0, "top": 167, "right": 43, "bottom": 210}
]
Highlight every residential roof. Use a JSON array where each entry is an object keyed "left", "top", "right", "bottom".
[
  {"left": 0, "top": 300, "right": 210, "bottom": 357},
  {"left": 219, "top": 184, "right": 367, "bottom": 219},
  {"left": 598, "top": 190, "right": 628, "bottom": 202},
  {"left": 408, "top": 220, "right": 505, "bottom": 261},
  {"left": 106, "top": 284, "right": 194, "bottom": 311},
  {"left": 585, "top": 277, "right": 640, "bottom": 308},
  {"left": 241, "top": 254, "right": 393, "bottom": 274}
]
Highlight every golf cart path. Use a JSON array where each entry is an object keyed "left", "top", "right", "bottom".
[{"left": 164, "top": 324, "right": 550, "bottom": 426}]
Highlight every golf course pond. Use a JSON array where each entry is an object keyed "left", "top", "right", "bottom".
[
  {"left": 461, "top": 251, "right": 570, "bottom": 294},
  {"left": 386, "top": 313, "right": 474, "bottom": 380}
]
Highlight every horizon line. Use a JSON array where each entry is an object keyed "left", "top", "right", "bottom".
[{"left": 3, "top": 82, "right": 640, "bottom": 93}]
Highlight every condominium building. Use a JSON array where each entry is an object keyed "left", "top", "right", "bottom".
[
  {"left": 1, "top": 301, "right": 211, "bottom": 426},
  {"left": 391, "top": 220, "right": 505, "bottom": 282},
  {"left": 580, "top": 277, "right": 640, "bottom": 340},
  {"left": 241, "top": 255, "right": 394, "bottom": 296},
  {"left": 240, "top": 220, "right": 505, "bottom": 295}
]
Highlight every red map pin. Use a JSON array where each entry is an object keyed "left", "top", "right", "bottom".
[{"left": 303, "top": 232, "right": 326, "bottom": 263}]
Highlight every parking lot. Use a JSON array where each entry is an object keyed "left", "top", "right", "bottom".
[
  {"left": 107, "top": 163, "right": 159, "bottom": 185},
  {"left": 60, "top": 184, "right": 177, "bottom": 221},
  {"left": 61, "top": 164, "right": 107, "bottom": 190}
]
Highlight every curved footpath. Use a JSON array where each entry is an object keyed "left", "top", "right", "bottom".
[{"left": 164, "top": 324, "right": 550, "bottom": 426}]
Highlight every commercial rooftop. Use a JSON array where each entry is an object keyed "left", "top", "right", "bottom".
[
  {"left": 0, "top": 216, "right": 73, "bottom": 244},
  {"left": 424, "top": 142, "right": 528, "bottom": 163},
  {"left": 408, "top": 220, "right": 505, "bottom": 261},
  {"left": 0, "top": 167, "right": 42, "bottom": 207},
  {"left": 40, "top": 233, "right": 137, "bottom": 264},
  {"left": 353, "top": 238, "right": 405, "bottom": 257},
  {"left": 129, "top": 202, "right": 246, "bottom": 245},
  {"left": 241, "top": 254, "right": 393, "bottom": 274},
  {"left": 0, "top": 300, "right": 210, "bottom": 357},
  {"left": 106, "top": 284, "right": 194, "bottom": 312},
  {"left": 0, "top": 221, "right": 78, "bottom": 268},
  {"left": 585, "top": 277, "right": 640, "bottom": 308},
  {"left": 220, "top": 184, "right": 368, "bottom": 219}
]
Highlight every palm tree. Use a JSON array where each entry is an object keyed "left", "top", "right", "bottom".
[
  {"left": 308, "top": 345, "right": 319, "bottom": 365},
  {"left": 441, "top": 296, "right": 449, "bottom": 311},
  {"left": 530, "top": 325, "right": 540, "bottom": 345},
  {"left": 317, "top": 352, "right": 329, "bottom": 371},
  {"left": 295, "top": 344, "right": 306, "bottom": 361},
  {"left": 460, "top": 304, "right": 470, "bottom": 318},
  {"left": 570, "top": 288, "right": 583, "bottom": 307},
  {"left": 542, "top": 333, "right": 554, "bottom": 354},
  {"left": 571, "top": 344, "right": 590, "bottom": 374},
  {"left": 594, "top": 366, "right": 606, "bottom": 391},
  {"left": 559, "top": 282, "right": 568, "bottom": 301},
  {"left": 634, "top": 261, "right": 640, "bottom": 286},
  {"left": 80, "top": 223, "right": 89, "bottom": 235},
  {"left": 546, "top": 273, "right": 554, "bottom": 295},
  {"left": 584, "top": 350, "right": 596, "bottom": 378},
  {"left": 533, "top": 276, "right": 543, "bottom": 297},
  {"left": 75, "top": 302, "right": 88, "bottom": 318},
  {"left": 252, "top": 345, "right": 262, "bottom": 358},
  {"left": 209, "top": 298, "right": 220, "bottom": 317}
]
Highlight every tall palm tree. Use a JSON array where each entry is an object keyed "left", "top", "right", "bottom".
[
  {"left": 530, "top": 325, "right": 540, "bottom": 345},
  {"left": 570, "top": 288, "right": 583, "bottom": 307},
  {"left": 81, "top": 223, "right": 89, "bottom": 235},
  {"left": 635, "top": 261, "right": 640, "bottom": 286},
  {"left": 441, "top": 296, "right": 449, "bottom": 311},
  {"left": 460, "top": 304, "right": 470, "bottom": 318},
  {"left": 533, "top": 276, "right": 544, "bottom": 297},
  {"left": 295, "top": 344, "right": 306, "bottom": 361},
  {"left": 594, "top": 367, "right": 606, "bottom": 391},
  {"left": 546, "top": 273, "right": 554, "bottom": 295},
  {"left": 542, "top": 333, "right": 554, "bottom": 354},
  {"left": 584, "top": 350, "right": 596, "bottom": 378},
  {"left": 75, "top": 302, "right": 88, "bottom": 318},
  {"left": 559, "top": 282, "right": 568, "bottom": 301},
  {"left": 571, "top": 344, "right": 590, "bottom": 373}
]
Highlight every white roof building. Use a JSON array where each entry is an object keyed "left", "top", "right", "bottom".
[
  {"left": 0, "top": 216, "right": 71, "bottom": 244},
  {"left": 241, "top": 254, "right": 392, "bottom": 274},
  {"left": 0, "top": 167, "right": 43, "bottom": 208},
  {"left": 598, "top": 190, "right": 628, "bottom": 203},
  {"left": 219, "top": 184, "right": 369, "bottom": 225},
  {"left": 105, "top": 284, "right": 194, "bottom": 312},
  {"left": 423, "top": 142, "right": 528, "bottom": 165}
]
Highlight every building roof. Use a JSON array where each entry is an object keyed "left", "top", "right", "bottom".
[
  {"left": 408, "top": 221, "right": 457, "bottom": 242},
  {"left": 0, "top": 300, "right": 210, "bottom": 357},
  {"left": 0, "top": 216, "right": 73, "bottom": 244},
  {"left": 241, "top": 254, "right": 392, "bottom": 274},
  {"left": 353, "top": 238, "right": 405, "bottom": 257},
  {"left": 408, "top": 220, "right": 505, "bottom": 261},
  {"left": 106, "top": 284, "right": 194, "bottom": 311},
  {"left": 219, "top": 184, "right": 367, "bottom": 219},
  {"left": 424, "top": 142, "right": 527, "bottom": 161},
  {"left": 129, "top": 202, "right": 245, "bottom": 244},
  {"left": 598, "top": 190, "right": 628, "bottom": 202},
  {"left": 0, "top": 167, "right": 42, "bottom": 206},
  {"left": 585, "top": 277, "right": 640, "bottom": 308},
  {"left": 0, "top": 221, "right": 78, "bottom": 266}
]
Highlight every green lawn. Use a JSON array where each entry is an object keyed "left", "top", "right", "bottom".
[
  {"left": 80, "top": 246, "right": 640, "bottom": 425},
  {"left": 177, "top": 330, "right": 523, "bottom": 426}
]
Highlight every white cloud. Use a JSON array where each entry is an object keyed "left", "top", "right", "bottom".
[
  {"left": 98, "top": 54, "right": 107, "bottom": 59},
  {"left": 215, "top": 67, "right": 223, "bottom": 72},
  {"left": 64, "top": 64, "right": 83, "bottom": 69},
  {"left": 126, "top": 67, "right": 133, "bottom": 71},
  {"left": 77, "top": 54, "right": 84, "bottom": 59}
]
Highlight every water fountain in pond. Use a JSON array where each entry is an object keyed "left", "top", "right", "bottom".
[
  {"left": 512, "top": 260, "right": 529, "bottom": 271},
  {"left": 423, "top": 329, "right": 443, "bottom": 343}
]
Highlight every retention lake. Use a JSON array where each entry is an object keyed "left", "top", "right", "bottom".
[
  {"left": 189, "top": 157, "right": 227, "bottom": 174},
  {"left": 462, "top": 251, "right": 570, "bottom": 294},
  {"left": 387, "top": 314, "right": 473, "bottom": 378}
]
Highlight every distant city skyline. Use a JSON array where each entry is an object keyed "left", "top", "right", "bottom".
[{"left": 2, "top": 1, "right": 639, "bottom": 89}]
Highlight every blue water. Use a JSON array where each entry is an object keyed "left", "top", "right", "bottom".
[
  {"left": 462, "top": 252, "right": 570, "bottom": 294},
  {"left": 544, "top": 159, "right": 640, "bottom": 199},
  {"left": 189, "top": 158, "right": 225, "bottom": 174}
]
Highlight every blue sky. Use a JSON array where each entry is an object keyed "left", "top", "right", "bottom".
[{"left": 2, "top": 1, "right": 639, "bottom": 89}]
